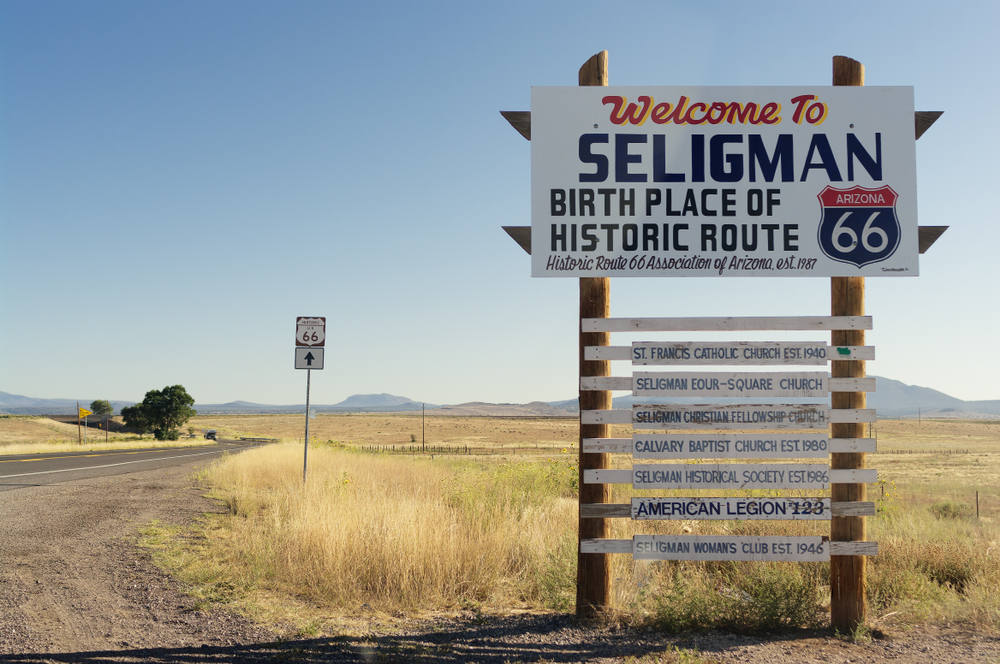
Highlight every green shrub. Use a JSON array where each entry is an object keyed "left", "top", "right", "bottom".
[
  {"left": 929, "top": 501, "right": 973, "bottom": 520},
  {"left": 652, "top": 561, "right": 823, "bottom": 634}
]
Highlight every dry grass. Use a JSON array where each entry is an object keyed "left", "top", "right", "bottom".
[
  {"left": 0, "top": 415, "right": 214, "bottom": 455},
  {"left": 140, "top": 414, "right": 1000, "bottom": 634},
  {"left": 147, "top": 442, "right": 578, "bottom": 627}
]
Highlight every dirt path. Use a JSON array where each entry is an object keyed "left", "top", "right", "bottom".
[
  {"left": 0, "top": 463, "right": 275, "bottom": 659},
  {"left": 1, "top": 462, "right": 998, "bottom": 663}
]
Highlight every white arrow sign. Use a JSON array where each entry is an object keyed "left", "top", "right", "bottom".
[{"left": 295, "top": 347, "right": 324, "bottom": 370}]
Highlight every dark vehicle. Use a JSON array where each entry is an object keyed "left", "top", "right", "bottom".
[{"left": 204, "top": 430, "right": 218, "bottom": 441}]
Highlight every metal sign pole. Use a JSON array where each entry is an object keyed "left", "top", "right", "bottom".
[{"left": 303, "top": 368, "right": 311, "bottom": 483}]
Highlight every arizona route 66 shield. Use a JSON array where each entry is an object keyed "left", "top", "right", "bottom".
[{"left": 817, "top": 186, "right": 901, "bottom": 269}]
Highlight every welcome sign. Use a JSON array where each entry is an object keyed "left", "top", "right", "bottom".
[{"left": 530, "top": 86, "right": 918, "bottom": 277}]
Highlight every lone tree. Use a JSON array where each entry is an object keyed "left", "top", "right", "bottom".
[
  {"left": 120, "top": 403, "right": 152, "bottom": 438},
  {"left": 121, "top": 385, "right": 197, "bottom": 440},
  {"left": 89, "top": 399, "right": 113, "bottom": 417}
]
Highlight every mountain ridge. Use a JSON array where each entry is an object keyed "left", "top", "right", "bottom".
[{"left": 2, "top": 377, "right": 998, "bottom": 417}]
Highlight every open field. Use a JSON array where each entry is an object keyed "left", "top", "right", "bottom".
[
  {"left": 135, "top": 413, "right": 1000, "bottom": 640},
  {"left": 187, "top": 413, "right": 1000, "bottom": 516},
  {"left": 188, "top": 411, "right": 585, "bottom": 452},
  {"left": 0, "top": 415, "right": 216, "bottom": 455}
]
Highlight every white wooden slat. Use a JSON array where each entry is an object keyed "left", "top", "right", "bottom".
[
  {"left": 829, "top": 377, "right": 877, "bottom": 392},
  {"left": 629, "top": 464, "right": 835, "bottom": 489},
  {"left": 582, "top": 438, "right": 632, "bottom": 453},
  {"left": 580, "top": 503, "right": 632, "bottom": 518},
  {"left": 584, "top": 469, "right": 633, "bottom": 484},
  {"left": 586, "top": 435, "right": 876, "bottom": 457},
  {"left": 831, "top": 502, "right": 877, "bottom": 517},
  {"left": 586, "top": 468, "right": 877, "bottom": 486},
  {"left": 582, "top": 374, "right": 876, "bottom": 395},
  {"left": 582, "top": 407, "right": 876, "bottom": 427},
  {"left": 829, "top": 469, "right": 878, "bottom": 484},
  {"left": 633, "top": 535, "right": 829, "bottom": 561},
  {"left": 581, "top": 376, "right": 633, "bottom": 391},
  {"left": 582, "top": 316, "right": 873, "bottom": 333},
  {"left": 584, "top": 346, "right": 632, "bottom": 361},
  {"left": 580, "top": 539, "right": 632, "bottom": 554},
  {"left": 829, "top": 541, "right": 879, "bottom": 556},
  {"left": 632, "top": 497, "right": 832, "bottom": 520},
  {"left": 581, "top": 501, "right": 876, "bottom": 519},
  {"left": 586, "top": 344, "right": 876, "bottom": 363},
  {"left": 633, "top": 371, "right": 830, "bottom": 397},
  {"left": 830, "top": 438, "right": 877, "bottom": 453},
  {"left": 582, "top": 409, "right": 633, "bottom": 424},
  {"left": 633, "top": 404, "right": 876, "bottom": 429},
  {"left": 630, "top": 342, "right": 876, "bottom": 365},
  {"left": 830, "top": 409, "right": 877, "bottom": 423},
  {"left": 632, "top": 433, "right": 832, "bottom": 459},
  {"left": 831, "top": 346, "right": 876, "bottom": 361}
]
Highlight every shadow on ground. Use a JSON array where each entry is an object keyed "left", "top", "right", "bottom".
[{"left": 0, "top": 613, "right": 710, "bottom": 663}]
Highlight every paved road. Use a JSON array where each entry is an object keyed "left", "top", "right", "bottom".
[{"left": 0, "top": 439, "right": 258, "bottom": 493}]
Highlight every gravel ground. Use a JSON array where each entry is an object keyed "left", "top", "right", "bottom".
[{"left": 1, "top": 459, "right": 998, "bottom": 663}]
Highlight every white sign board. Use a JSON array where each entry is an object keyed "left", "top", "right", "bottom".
[
  {"left": 629, "top": 403, "right": 874, "bottom": 429},
  {"left": 295, "top": 347, "right": 325, "bottom": 370},
  {"left": 631, "top": 341, "right": 866, "bottom": 365},
  {"left": 632, "top": 497, "right": 831, "bottom": 520},
  {"left": 632, "top": 463, "right": 830, "bottom": 489},
  {"left": 632, "top": 433, "right": 831, "bottom": 459},
  {"left": 634, "top": 371, "right": 829, "bottom": 397},
  {"left": 296, "top": 317, "right": 326, "bottom": 347},
  {"left": 531, "top": 86, "right": 918, "bottom": 277},
  {"left": 633, "top": 535, "right": 828, "bottom": 561}
]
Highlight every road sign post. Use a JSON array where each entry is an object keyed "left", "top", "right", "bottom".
[{"left": 295, "top": 317, "right": 326, "bottom": 483}]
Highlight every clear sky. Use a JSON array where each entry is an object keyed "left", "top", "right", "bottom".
[{"left": 1, "top": 1, "right": 997, "bottom": 407}]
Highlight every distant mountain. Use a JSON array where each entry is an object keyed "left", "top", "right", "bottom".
[
  {"left": 4, "top": 378, "right": 998, "bottom": 418},
  {"left": 194, "top": 394, "right": 439, "bottom": 414},
  {"left": 0, "top": 391, "right": 134, "bottom": 415},
  {"left": 333, "top": 393, "right": 434, "bottom": 410},
  {"left": 546, "top": 376, "right": 1000, "bottom": 419},
  {"left": 431, "top": 401, "right": 575, "bottom": 417}
]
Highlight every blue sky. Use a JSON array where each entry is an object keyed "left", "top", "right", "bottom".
[{"left": 1, "top": 1, "right": 997, "bottom": 406}]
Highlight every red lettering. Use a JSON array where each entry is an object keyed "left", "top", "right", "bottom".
[
  {"left": 759, "top": 102, "right": 781, "bottom": 125},
  {"left": 706, "top": 102, "right": 729, "bottom": 124},
  {"left": 683, "top": 102, "right": 709, "bottom": 125},
  {"left": 724, "top": 103, "right": 761, "bottom": 125},
  {"left": 651, "top": 102, "right": 672, "bottom": 124},
  {"left": 603, "top": 95, "right": 653, "bottom": 125},
  {"left": 790, "top": 94, "right": 815, "bottom": 124}
]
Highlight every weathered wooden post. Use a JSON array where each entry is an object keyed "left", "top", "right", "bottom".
[
  {"left": 830, "top": 54, "right": 868, "bottom": 632},
  {"left": 577, "top": 50, "right": 612, "bottom": 621}
]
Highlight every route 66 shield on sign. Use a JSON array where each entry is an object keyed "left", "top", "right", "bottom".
[{"left": 817, "top": 185, "right": 901, "bottom": 268}]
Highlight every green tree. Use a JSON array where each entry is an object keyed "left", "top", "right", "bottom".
[
  {"left": 120, "top": 403, "right": 152, "bottom": 438},
  {"left": 141, "top": 385, "right": 197, "bottom": 440},
  {"left": 89, "top": 399, "right": 113, "bottom": 417}
]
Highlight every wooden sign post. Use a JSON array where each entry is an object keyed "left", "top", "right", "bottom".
[
  {"left": 576, "top": 50, "right": 612, "bottom": 621},
  {"left": 502, "top": 50, "right": 939, "bottom": 630},
  {"left": 830, "top": 54, "right": 868, "bottom": 633}
]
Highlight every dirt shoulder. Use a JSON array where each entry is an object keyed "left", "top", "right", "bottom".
[
  {"left": 0, "top": 462, "right": 276, "bottom": 660},
  {"left": 1, "top": 461, "right": 998, "bottom": 663}
]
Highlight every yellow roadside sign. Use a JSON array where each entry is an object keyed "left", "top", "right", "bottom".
[{"left": 79, "top": 407, "right": 93, "bottom": 417}]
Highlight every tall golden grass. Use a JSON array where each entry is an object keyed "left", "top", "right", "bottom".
[
  {"left": 193, "top": 443, "right": 577, "bottom": 614},
  {"left": 151, "top": 440, "right": 1000, "bottom": 633}
]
